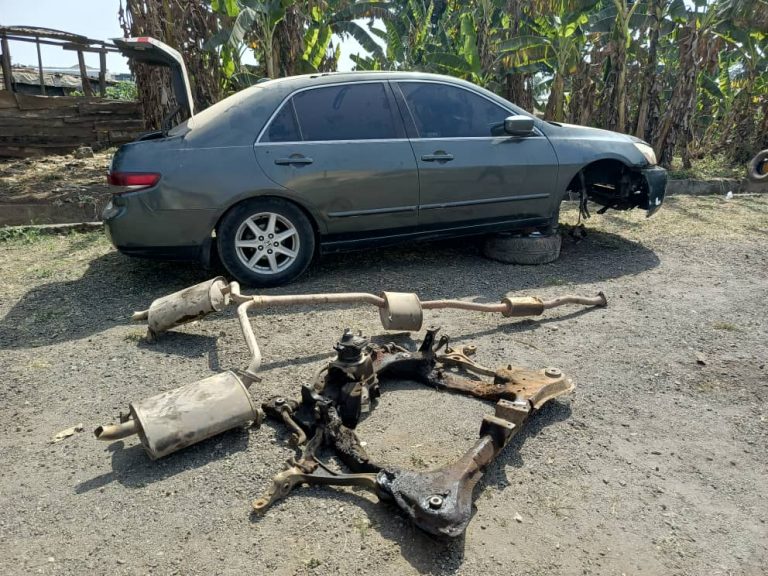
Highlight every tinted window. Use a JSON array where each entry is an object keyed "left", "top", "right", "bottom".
[
  {"left": 291, "top": 83, "right": 399, "bottom": 141},
  {"left": 399, "top": 82, "right": 511, "bottom": 138},
  {"left": 265, "top": 100, "right": 301, "bottom": 142}
]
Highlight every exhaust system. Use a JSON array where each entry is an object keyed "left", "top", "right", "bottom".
[
  {"left": 131, "top": 278, "right": 606, "bottom": 378},
  {"left": 131, "top": 276, "right": 230, "bottom": 339}
]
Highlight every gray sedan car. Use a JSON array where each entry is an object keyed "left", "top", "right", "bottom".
[{"left": 106, "top": 37, "right": 666, "bottom": 287}]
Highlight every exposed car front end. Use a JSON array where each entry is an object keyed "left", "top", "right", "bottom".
[{"left": 542, "top": 122, "right": 667, "bottom": 217}]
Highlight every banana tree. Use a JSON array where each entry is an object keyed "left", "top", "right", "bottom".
[
  {"left": 588, "top": 0, "right": 646, "bottom": 132},
  {"left": 367, "top": 0, "right": 442, "bottom": 69},
  {"left": 425, "top": 0, "right": 524, "bottom": 90},
  {"left": 654, "top": 0, "right": 728, "bottom": 167},
  {"left": 424, "top": 10, "right": 485, "bottom": 83},
  {"left": 301, "top": 1, "right": 390, "bottom": 73},
  {"left": 207, "top": 0, "right": 290, "bottom": 84},
  {"left": 719, "top": 0, "right": 768, "bottom": 34},
  {"left": 497, "top": 1, "right": 597, "bottom": 121},
  {"left": 712, "top": 23, "right": 768, "bottom": 161}
]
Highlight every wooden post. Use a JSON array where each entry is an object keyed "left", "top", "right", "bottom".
[
  {"left": 35, "top": 36, "right": 46, "bottom": 95},
  {"left": 1, "top": 35, "right": 13, "bottom": 92},
  {"left": 98, "top": 48, "right": 107, "bottom": 97},
  {"left": 77, "top": 49, "right": 94, "bottom": 97}
]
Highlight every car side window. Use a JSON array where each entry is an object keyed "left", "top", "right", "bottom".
[
  {"left": 264, "top": 100, "right": 301, "bottom": 142},
  {"left": 399, "top": 82, "right": 511, "bottom": 138},
  {"left": 291, "top": 83, "right": 399, "bottom": 141}
]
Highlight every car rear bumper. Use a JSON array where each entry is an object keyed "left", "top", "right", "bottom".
[
  {"left": 642, "top": 165, "right": 667, "bottom": 216},
  {"left": 110, "top": 242, "right": 201, "bottom": 261},
  {"left": 103, "top": 194, "right": 215, "bottom": 261}
]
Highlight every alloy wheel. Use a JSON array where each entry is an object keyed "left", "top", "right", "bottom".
[{"left": 234, "top": 212, "right": 301, "bottom": 275}]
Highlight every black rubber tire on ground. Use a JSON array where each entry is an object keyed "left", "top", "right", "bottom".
[
  {"left": 747, "top": 149, "right": 768, "bottom": 183},
  {"left": 217, "top": 197, "right": 315, "bottom": 287},
  {"left": 482, "top": 232, "right": 562, "bottom": 265}
]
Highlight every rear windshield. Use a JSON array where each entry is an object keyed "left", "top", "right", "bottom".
[
  {"left": 167, "top": 81, "right": 281, "bottom": 144},
  {"left": 185, "top": 85, "right": 264, "bottom": 132}
]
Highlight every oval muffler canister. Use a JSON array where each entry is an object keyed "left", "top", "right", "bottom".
[{"left": 129, "top": 371, "right": 259, "bottom": 460}]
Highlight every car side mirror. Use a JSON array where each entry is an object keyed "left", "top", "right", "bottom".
[{"left": 504, "top": 116, "right": 535, "bottom": 136}]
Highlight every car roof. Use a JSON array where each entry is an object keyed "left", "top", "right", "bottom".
[
  {"left": 181, "top": 70, "right": 535, "bottom": 145},
  {"left": 257, "top": 70, "right": 479, "bottom": 91}
]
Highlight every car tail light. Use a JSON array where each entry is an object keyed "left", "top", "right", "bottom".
[{"left": 107, "top": 172, "right": 161, "bottom": 190}]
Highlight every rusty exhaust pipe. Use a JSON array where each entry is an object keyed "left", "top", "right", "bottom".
[
  {"left": 133, "top": 278, "right": 608, "bottom": 377},
  {"left": 94, "top": 420, "right": 138, "bottom": 441}
]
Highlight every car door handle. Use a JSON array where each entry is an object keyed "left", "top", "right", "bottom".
[
  {"left": 421, "top": 153, "right": 454, "bottom": 162},
  {"left": 274, "top": 156, "right": 314, "bottom": 166}
]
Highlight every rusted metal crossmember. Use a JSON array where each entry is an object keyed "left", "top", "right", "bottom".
[{"left": 253, "top": 327, "right": 574, "bottom": 538}]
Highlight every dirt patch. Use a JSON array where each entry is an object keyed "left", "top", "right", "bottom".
[
  {"left": 0, "top": 150, "right": 114, "bottom": 225},
  {"left": 0, "top": 196, "right": 766, "bottom": 575}
]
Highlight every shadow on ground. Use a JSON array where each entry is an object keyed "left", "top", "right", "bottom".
[
  {"left": 75, "top": 427, "right": 252, "bottom": 494},
  {"left": 0, "top": 229, "right": 658, "bottom": 350}
]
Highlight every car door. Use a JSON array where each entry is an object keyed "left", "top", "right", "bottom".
[
  {"left": 393, "top": 80, "right": 559, "bottom": 229},
  {"left": 254, "top": 81, "right": 419, "bottom": 236}
]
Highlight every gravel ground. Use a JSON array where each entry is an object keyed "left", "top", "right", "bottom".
[{"left": 1, "top": 195, "right": 767, "bottom": 576}]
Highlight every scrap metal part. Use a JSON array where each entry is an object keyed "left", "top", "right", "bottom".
[
  {"left": 115, "top": 280, "right": 601, "bottom": 531},
  {"left": 131, "top": 276, "right": 230, "bottom": 339},
  {"left": 131, "top": 278, "right": 606, "bottom": 378},
  {"left": 252, "top": 328, "right": 574, "bottom": 538},
  {"left": 94, "top": 371, "right": 262, "bottom": 459}
]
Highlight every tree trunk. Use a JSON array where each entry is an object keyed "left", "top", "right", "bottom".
[
  {"left": 725, "top": 83, "right": 759, "bottom": 163},
  {"left": 119, "top": 0, "right": 223, "bottom": 130},
  {"left": 503, "top": 0, "right": 533, "bottom": 112},
  {"left": 276, "top": 5, "right": 305, "bottom": 76},
  {"left": 476, "top": 6, "right": 494, "bottom": 78},
  {"left": 545, "top": 73, "right": 565, "bottom": 122},
  {"left": 654, "top": 21, "right": 700, "bottom": 167},
  {"left": 596, "top": 46, "right": 619, "bottom": 131},
  {"left": 614, "top": 35, "right": 627, "bottom": 132},
  {"left": 760, "top": 100, "right": 768, "bottom": 149},
  {"left": 568, "top": 58, "right": 596, "bottom": 125},
  {"left": 635, "top": 0, "right": 661, "bottom": 140}
]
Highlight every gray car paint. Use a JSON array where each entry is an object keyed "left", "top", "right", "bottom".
[{"left": 104, "top": 71, "right": 666, "bottom": 260}]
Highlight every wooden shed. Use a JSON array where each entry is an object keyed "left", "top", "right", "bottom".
[{"left": 0, "top": 26, "right": 144, "bottom": 157}]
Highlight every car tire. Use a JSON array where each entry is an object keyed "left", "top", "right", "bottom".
[
  {"left": 747, "top": 149, "right": 768, "bottom": 183},
  {"left": 482, "top": 232, "right": 562, "bottom": 265},
  {"left": 217, "top": 197, "right": 315, "bottom": 287}
]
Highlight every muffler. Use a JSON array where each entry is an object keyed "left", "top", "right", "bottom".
[
  {"left": 132, "top": 277, "right": 230, "bottom": 338},
  {"left": 95, "top": 371, "right": 262, "bottom": 460}
]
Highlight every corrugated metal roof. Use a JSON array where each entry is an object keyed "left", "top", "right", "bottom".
[{"left": 0, "top": 68, "right": 116, "bottom": 88}]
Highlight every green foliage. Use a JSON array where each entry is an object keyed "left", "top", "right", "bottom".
[
  {"left": 105, "top": 81, "right": 138, "bottom": 101},
  {"left": 0, "top": 227, "right": 43, "bottom": 244},
  {"left": 668, "top": 153, "right": 746, "bottom": 180},
  {"left": 193, "top": 0, "right": 766, "bottom": 166}
]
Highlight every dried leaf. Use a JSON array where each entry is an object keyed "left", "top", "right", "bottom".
[{"left": 51, "top": 423, "right": 84, "bottom": 443}]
